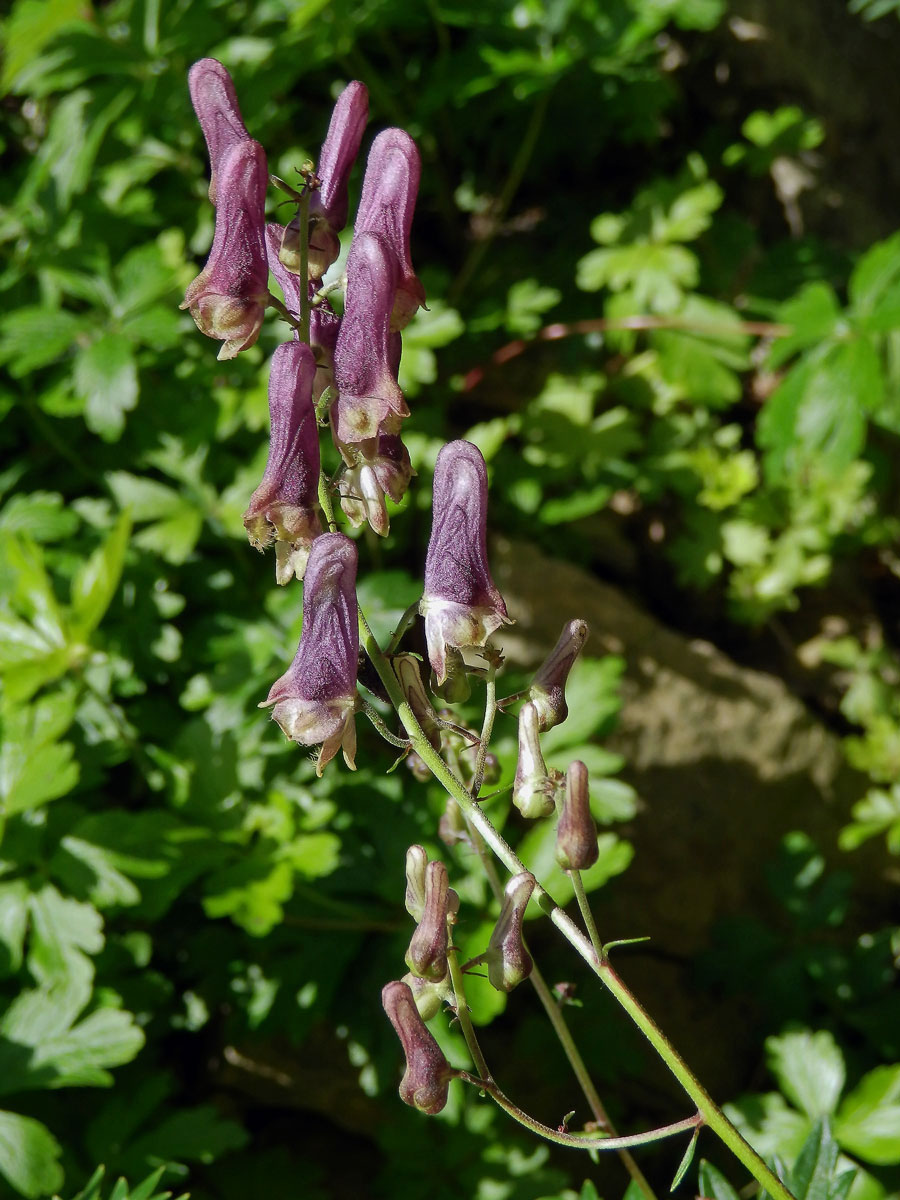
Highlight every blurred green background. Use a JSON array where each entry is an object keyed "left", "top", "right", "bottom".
[{"left": 1, "top": 0, "right": 900, "bottom": 1197}]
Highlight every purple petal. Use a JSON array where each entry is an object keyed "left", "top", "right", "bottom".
[
  {"left": 188, "top": 58, "right": 251, "bottom": 205},
  {"left": 332, "top": 232, "right": 407, "bottom": 443},
  {"left": 355, "top": 129, "right": 425, "bottom": 330},
  {"left": 181, "top": 139, "right": 269, "bottom": 360},
  {"left": 243, "top": 341, "right": 323, "bottom": 580},
  {"left": 311, "top": 80, "right": 369, "bottom": 233}
]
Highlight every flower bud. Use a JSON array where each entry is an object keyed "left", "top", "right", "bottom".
[
  {"left": 181, "top": 139, "right": 269, "bottom": 360},
  {"left": 265, "top": 222, "right": 304, "bottom": 320},
  {"left": 405, "top": 860, "right": 451, "bottom": 981},
  {"left": 430, "top": 648, "right": 472, "bottom": 704},
  {"left": 394, "top": 655, "right": 441, "bottom": 753},
  {"left": 512, "top": 702, "right": 557, "bottom": 819},
  {"left": 259, "top": 533, "right": 359, "bottom": 775},
  {"left": 485, "top": 872, "right": 535, "bottom": 992},
  {"left": 331, "top": 232, "right": 408, "bottom": 445},
  {"left": 401, "top": 971, "right": 453, "bottom": 1022},
  {"left": 188, "top": 58, "right": 250, "bottom": 205},
  {"left": 279, "top": 82, "right": 369, "bottom": 281},
  {"left": 529, "top": 619, "right": 589, "bottom": 732},
  {"left": 243, "top": 342, "right": 323, "bottom": 583},
  {"left": 420, "top": 441, "right": 512, "bottom": 686},
  {"left": 404, "top": 844, "right": 428, "bottom": 922},
  {"left": 355, "top": 129, "right": 426, "bottom": 330},
  {"left": 382, "top": 981, "right": 454, "bottom": 1115},
  {"left": 556, "top": 760, "right": 599, "bottom": 871}
]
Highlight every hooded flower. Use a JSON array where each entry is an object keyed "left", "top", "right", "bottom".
[
  {"left": 529, "top": 619, "right": 589, "bottom": 732},
  {"left": 331, "top": 232, "right": 407, "bottom": 444},
  {"left": 556, "top": 760, "right": 599, "bottom": 872},
  {"left": 188, "top": 58, "right": 250, "bottom": 205},
  {"left": 260, "top": 533, "right": 359, "bottom": 775},
  {"left": 181, "top": 138, "right": 269, "bottom": 360},
  {"left": 512, "top": 701, "right": 558, "bottom": 819},
  {"left": 243, "top": 341, "right": 323, "bottom": 583},
  {"left": 420, "top": 441, "right": 511, "bottom": 685},
  {"left": 355, "top": 128, "right": 426, "bottom": 330},
  {"left": 485, "top": 872, "right": 535, "bottom": 993},
  {"left": 382, "top": 980, "right": 454, "bottom": 1115},
  {"left": 405, "top": 859, "right": 452, "bottom": 981},
  {"left": 279, "top": 81, "right": 369, "bottom": 281}
]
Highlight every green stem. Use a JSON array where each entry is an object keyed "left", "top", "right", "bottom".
[
  {"left": 358, "top": 612, "right": 796, "bottom": 1200},
  {"left": 471, "top": 663, "right": 498, "bottom": 796},
  {"left": 448, "top": 936, "right": 700, "bottom": 1154},
  {"left": 571, "top": 870, "right": 605, "bottom": 967},
  {"left": 528, "top": 964, "right": 658, "bottom": 1200},
  {"left": 318, "top": 471, "right": 338, "bottom": 533},
  {"left": 386, "top": 601, "right": 421, "bottom": 655},
  {"left": 267, "top": 292, "right": 302, "bottom": 333},
  {"left": 298, "top": 190, "right": 311, "bottom": 345}
]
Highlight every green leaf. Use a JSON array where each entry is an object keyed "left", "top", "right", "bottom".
[
  {"left": 767, "top": 1031, "right": 846, "bottom": 1119},
  {"left": 69, "top": 512, "right": 131, "bottom": 640},
  {"left": 0, "top": 692, "right": 79, "bottom": 816},
  {"left": 0, "top": 308, "right": 88, "bottom": 377},
  {"left": 835, "top": 1065, "right": 900, "bottom": 1164},
  {"left": 697, "top": 1162, "right": 741, "bottom": 1200},
  {"left": 1, "top": 0, "right": 87, "bottom": 93},
  {"left": 0, "top": 1110, "right": 63, "bottom": 1199},
  {"left": 0, "top": 492, "right": 79, "bottom": 542},
  {"left": 74, "top": 334, "right": 139, "bottom": 442},
  {"left": 670, "top": 1127, "right": 699, "bottom": 1191},
  {"left": 26, "top": 883, "right": 103, "bottom": 989},
  {"left": 849, "top": 230, "right": 900, "bottom": 316},
  {"left": 0, "top": 882, "right": 29, "bottom": 976},
  {"left": 768, "top": 283, "right": 841, "bottom": 369},
  {"left": 790, "top": 1120, "right": 841, "bottom": 1200},
  {"left": 122, "top": 1104, "right": 248, "bottom": 1167}
]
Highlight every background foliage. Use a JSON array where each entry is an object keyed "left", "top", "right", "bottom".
[{"left": 1, "top": 0, "right": 899, "bottom": 1197}]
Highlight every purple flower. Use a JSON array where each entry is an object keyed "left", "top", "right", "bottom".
[
  {"left": 331, "top": 232, "right": 407, "bottom": 444},
  {"left": 528, "top": 619, "right": 589, "bottom": 732},
  {"left": 405, "top": 859, "right": 452, "bottom": 981},
  {"left": 260, "top": 532, "right": 359, "bottom": 775},
  {"left": 243, "top": 342, "right": 323, "bottom": 583},
  {"left": 420, "top": 441, "right": 511, "bottom": 684},
  {"left": 181, "top": 139, "right": 269, "bottom": 360},
  {"left": 382, "top": 981, "right": 454, "bottom": 1115},
  {"left": 308, "top": 80, "right": 368, "bottom": 279},
  {"left": 485, "top": 872, "right": 535, "bottom": 993},
  {"left": 188, "top": 58, "right": 250, "bottom": 205},
  {"left": 278, "top": 81, "right": 369, "bottom": 282},
  {"left": 355, "top": 129, "right": 426, "bottom": 330},
  {"left": 556, "top": 760, "right": 599, "bottom": 871},
  {"left": 336, "top": 417, "right": 414, "bottom": 537},
  {"left": 512, "top": 701, "right": 557, "bottom": 819},
  {"left": 265, "top": 222, "right": 304, "bottom": 319}
]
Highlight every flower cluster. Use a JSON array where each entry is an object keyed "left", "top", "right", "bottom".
[{"left": 183, "top": 70, "right": 605, "bottom": 1133}]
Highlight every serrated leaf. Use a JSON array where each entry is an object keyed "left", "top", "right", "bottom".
[
  {"left": 74, "top": 334, "right": 139, "bottom": 441},
  {"left": 0, "top": 693, "right": 79, "bottom": 815},
  {"left": 849, "top": 230, "right": 900, "bottom": 316},
  {"left": 834, "top": 1065, "right": 900, "bottom": 1164},
  {"left": 26, "top": 883, "right": 103, "bottom": 989},
  {"left": 767, "top": 1031, "right": 846, "bottom": 1119},
  {"left": 768, "top": 283, "right": 841, "bottom": 369},
  {"left": 0, "top": 1110, "right": 63, "bottom": 1199}
]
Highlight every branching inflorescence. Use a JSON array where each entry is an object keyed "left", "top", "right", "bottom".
[{"left": 183, "top": 62, "right": 797, "bottom": 1200}]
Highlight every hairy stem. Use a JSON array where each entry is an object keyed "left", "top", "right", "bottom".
[
  {"left": 471, "top": 663, "right": 498, "bottom": 796},
  {"left": 298, "top": 189, "right": 311, "bottom": 345}
]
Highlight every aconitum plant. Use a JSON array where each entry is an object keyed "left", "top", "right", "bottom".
[{"left": 183, "top": 62, "right": 799, "bottom": 1200}]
